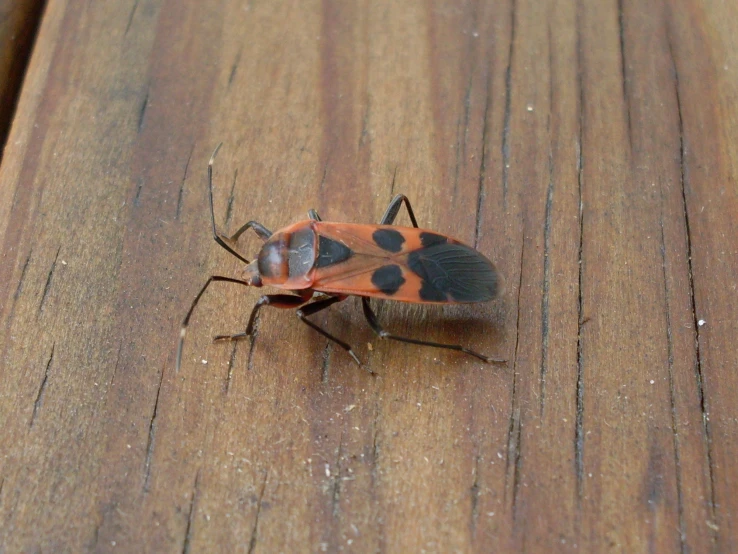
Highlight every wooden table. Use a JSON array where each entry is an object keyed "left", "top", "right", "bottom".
[{"left": 1, "top": 1, "right": 736, "bottom": 552}]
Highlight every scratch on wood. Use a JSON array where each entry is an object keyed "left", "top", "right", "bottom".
[
  {"left": 182, "top": 469, "right": 201, "bottom": 554},
  {"left": 474, "top": 79, "right": 492, "bottom": 249},
  {"left": 618, "top": 0, "right": 632, "bottom": 151},
  {"left": 247, "top": 470, "right": 269, "bottom": 554},
  {"left": 176, "top": 145, "right": 195, "bottom": 221},
  {"left": 505, "top": 232, "right": 525, "bottom": 509},
  {"left": 92, "top": 516, "right": 102, "bottom": 549},
  {"left": 110, "top": 341, "right": 123, "bottom": 388},
  {"left": 501, "top": 0, "right": 516, "bottom": 209},
  {"left": 548, "top": 22, "right": 554, "bottom": 136},
  {"left": 574, "top": 0, "right": 586, "bottom": 507},
  {"left": 452, "top": 115, "right": 462, "bottom": 198},
  {"left": 318, "top": 160, "right": 330, "bottom": 193},
  {"left": 372, "top": 427, "right": 380, "bottom": 466},
  {"left": 10, "top": 181, "right": 20, "bottom": 211},
  {"left": 666, "top": 22, "right": 718, "bottom": 541},
  {"left": 143, "top": 363, "right": 166, "bottom": 491},
  {"left": 31, "top": 343, "right": 55, "bottom": 427},
  {"left": 5, "top": 247, "right": 34, "bottom": 330},
  {"left": 246, "top": 313, "right": 261, "bottom": 373},
  {"left": 505, "top": 407, "right": 522, "bottom": 516},
  {"left": 462, "top": 72, "right": 474, "bottom": 162},
  {"left": 124, "top": 0, "right": 139, "bottom": 36},
  {"left": 14, "top": 248, "right": 32, "bottom": 301},
  {"left": 470, "top": 454, "right": 481, "bottom": 533},
  {"left": 461, "top": 0, "right": 480, "bottom": 158},
  {"left": 540, "top": 147, "right": 553, "bottom": 416},
  {"left": 225, "top": 341, "right": 239, "bottom": 394},
  {"left": 133, "top": 177, "right": 144, "bottom": 206},
  {"left": 228, "top": 47, "right": 243, "bottom": 88},
  {"left": 370, "top": 401, "right": 381, "bottom": 489},
  {"left": 359, "top": 96, "right": 371, "bottom": 148},
  {"left": 575, "top": 148, "right": 585, "bottom": 506},
  {"left": 658, "top": 179, "right": 687, "bottom": 553},
  {"left": 511, "top": 235, "right": 525, "bottom": 377},
  {"left": 137, "top": 85, "right": 149, "bottom": 134},
  {"left": 38, "top": 246, "right": 61, "bottom": 316},
  {"left": 225, "top": 169, "right": 239, "bottom": 227},
  {"left": 331, "top": 433, "right": 345, "bottom": 517},
  {"left": 368, "top": 399, "right": 384, "bottom": 550},
  {"left": 389, "top": 166, "right": 398, "bottom": 198},
  {"left": 321, "top": 342, "right": 332, "bottom": 383},
  {"left": 540, "top": 21, "right": 555, "bottom": 417}
]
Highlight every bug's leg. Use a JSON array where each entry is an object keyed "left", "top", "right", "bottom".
[
  {"left": 213, "top": 294, "right": 307, "bottom": 341},
  {"left": 207, "top": 144, "right": 272, "bottom": 262},
  {"left": 177, "top": 275, "right": 255, "bottom": 372},
  {"left": 361, "top": 298, "right": 505, "bottom": 364},
  {"left": 226, "top": 220, "right": 272, "bottom": 242},
  {"left": 379, "top": 194, "right": 419, "bottom": 227},
  {"left": 307, "top": 209, "right": 322, "bottom": 221},
  {"left": 297, "top": 296, "right": 372, "bottom": 373}
]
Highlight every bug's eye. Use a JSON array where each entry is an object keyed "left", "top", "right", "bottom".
[{"left": 258, "top": 233, "right": 289, "bottom": 282}]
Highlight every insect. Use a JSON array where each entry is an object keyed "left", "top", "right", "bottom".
[{"left": 176, "top": 144, "right": 504, "bottom": 373}]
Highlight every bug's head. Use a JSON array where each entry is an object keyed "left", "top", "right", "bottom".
[{"left": 256, "top": 232, "right": 289, "bottom": 285}]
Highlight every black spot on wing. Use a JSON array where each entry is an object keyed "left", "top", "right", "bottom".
[
  {"left": 316, "top": 235, "right": 353, "bottom": 268},
  {"left": 418, "top": 280, "right": 447, "bottom": 302},
  {"left": 408, "top": 243, "right": 499, "bottom": 302},
  {"left": 419, "top": 232, "right": 448, "bottom": 247},
  {"left": 372, "top": 228, "right": 405, "bottom": 253},
  {"left": 371, "top": 264, "right": 405, "bottom": 295}
]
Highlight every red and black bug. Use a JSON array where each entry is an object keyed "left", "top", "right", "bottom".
[{"left": 176, "top": 145, "right": 504, "bottom": 373}]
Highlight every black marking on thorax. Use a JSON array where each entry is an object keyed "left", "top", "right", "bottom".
[
  {"left": 372, "top": 228, "right": 405, "bottom": 252},
  {"left": 316, "top": 234, "right": 353, "bottom": 268},
  {"left": 371, "top": 264, "right": 405, "bottom": 295},
  {"left": 288, "top": 227, "right": 317, "bottom": 277}
]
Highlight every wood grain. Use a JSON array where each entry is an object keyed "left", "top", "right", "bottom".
[{"left": 0, "top": 0, "right": 736, "bottom": 552}]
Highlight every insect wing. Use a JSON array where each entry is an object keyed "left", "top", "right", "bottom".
[{"left": 310, "top": 223, "right": 500, "bottom": 303}]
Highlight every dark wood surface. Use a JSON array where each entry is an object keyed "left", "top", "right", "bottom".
[
  {"left": 0, "top": 0, "right": 46, "bottom": 152},
  {"left": 1, "top": 1, "right": 736, "bottom": 552}
]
